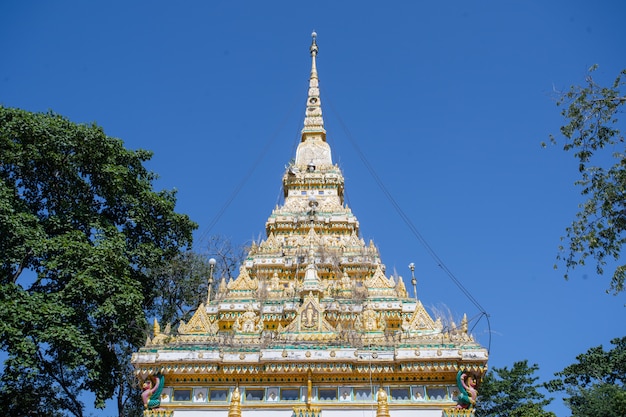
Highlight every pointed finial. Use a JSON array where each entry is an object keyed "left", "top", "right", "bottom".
[
  {"left": 310, "top": 31, "right": 318, "bottom": 57},
  {"left": 300, "top": 31, "right": 326, "bottom": 140}
]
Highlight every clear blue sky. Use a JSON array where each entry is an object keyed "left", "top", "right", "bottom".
[{"left": 1, "top": 1, "right": 625, "bottom": 416}]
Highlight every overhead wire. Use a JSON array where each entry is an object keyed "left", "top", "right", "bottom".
[
  {"left": 195, "top": 94, "right": 302, "bottom": 249},
  {"left": 325, "top": 95, "right": 492, "bottom": 354},
  {"left": 193, "top": 81, "right": 492, "bottom": 353},
  {"left": 274, "top": 119, "right": 304, "bottom": 209}
]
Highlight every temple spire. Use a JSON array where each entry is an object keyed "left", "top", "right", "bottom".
[{"left": 301, "top": 31, "right": 326, "bottom": 141}]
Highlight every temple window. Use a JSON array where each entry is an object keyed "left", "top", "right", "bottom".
[
  {"left": 193, "top": 389, "right": 207, "bottom": 402},
  {"left": 160, "top": 388, "right": 171, "bottom": 403},
  {"left": 209, "top": 388, "right": 229, "bottom": 402},
  {"left": 449, "top": 385, "right": 460, "bottom": 401},
  {"left": 339, "top": 387, "right": 352, "bottom": 401},
  {"left": 280, "top": 388, "right": 300, "bottom": 401},
  {"left": 412, "top": 386, "right": 426, "bottom": 401},
  {"left": 244, "top": 388, "right": 265, "bottom": 401},
  {"left": 318, "top": 387, "right": 337, "bottom": 401},
  {"left": 354, "top": 387, "right": 375, "bottom": 401},
  {"left": 267, "top": 388, "right": 279, "bottom": 401},
  {"left": 390, "top": 387, "right": 410, "bottom": 401},
  {"left": 173, "top": 389, "right": 192, "bottom": 402},
  {"left": 425, "top": 386, "right": 448, "bottom": 401}
]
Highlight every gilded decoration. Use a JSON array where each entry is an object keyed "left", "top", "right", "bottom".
[
  {"left": 443, "top": 314, "right": 474, "bottom": 343},
  {"left": 443, "top": 408, "right": 475, "bottom": 417},
  {"left": 177, "top": 304, "right": 218, "bottom": 335},
  {"left": 267, "top": 272, "right": 284, "bottom": 299},
  {"left": 148, "top": 319, "right": 171, "bottom": 346},
  {"left": 232, "top": 305, "right": 264, "bottom": 335},
  {"left": 355, "top": 304, "right": 385, "bottom": 332},
  {"left": 228, "top": 387, "right": 241, "bottom": 417},
  {"left": 292, "top": 407, "right": 321, "bottom": 417},
  {"left": 364, "top": 265, "right": 397, "bottom": 297},
  {"left": 143, "top": 410, "right": 173, "bottom": 417},
  {"left": 131, "top": 32, "right": 488, "bottom": 416},
  {"left": 376, "top": 387, "right": 390, "bottom": 417},
  {"left": 402, "top": 300, "right": 443, "bottom": 336},
  {"left": 225, "top": 265, "right": 258, "bottom": 299},
  {"left": 278, "top": 292, "right": 336, "bottom": 341},
  {"left": 396, "top": 275, "right": 408, "bottom": 298}
]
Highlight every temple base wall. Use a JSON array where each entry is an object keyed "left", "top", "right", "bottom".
[{"left": 169, "top": 407, "right": 447, "bottom": 417}]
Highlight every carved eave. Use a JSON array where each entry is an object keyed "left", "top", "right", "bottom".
[{"left": 132, "top": 345, "right": 488, "bottom": 378}]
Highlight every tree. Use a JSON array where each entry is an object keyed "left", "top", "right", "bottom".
[
  {"left": 149, "top": 251, "right": 213, "bottom": 326},
  {"left": 547, "top": 336, "right": 626, "bottom": 417},
  {"left": 549, "top": 66, "right": 626, "bottom": 294},
  {"left": 0, "top": 107, "right": 196, "bottom": 416},
  {"left": 148, "top": 235, "right": 246, "bottom": 327},
  {"left": 114, "top": 237, "right": 246, "bottom": 417},
  {"left": 475, "top": 360, "right": 555, "bottom": 417}
]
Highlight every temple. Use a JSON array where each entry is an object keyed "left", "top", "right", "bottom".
[{"left": 132, "top": 33, "right": 488, "bottom": 417}]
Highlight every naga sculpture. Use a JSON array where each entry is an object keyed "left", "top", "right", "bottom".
[
  {"left": 142, "top": 373, "right": 165, "bottom": 410},
  {"left": 455, "top": 370, "right": 478, "bottom": 409}
]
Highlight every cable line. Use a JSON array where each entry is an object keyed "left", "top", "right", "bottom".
[
  {"left": 325, "top": 95, "right": 492, "bottom": 353},
  {"left": 195, "top": 95, "right": 301, "bottom": 248}
]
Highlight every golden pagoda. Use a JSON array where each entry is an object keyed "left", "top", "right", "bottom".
[{"left": 132, "top": 32, "right": 487, "bottom": 417}]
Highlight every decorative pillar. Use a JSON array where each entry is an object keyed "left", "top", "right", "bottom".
[
  {"left": 307, "top": 370, "right": 313, "bottom": 408},
  {"left": 409, "top": 262, "right": 417, "bottom": 300},
  {"left": 207, "top": 257, "right": 216, "bottom": 302},
  {"left": 376, "top": 388, "right": 390, "bottom": 417}
]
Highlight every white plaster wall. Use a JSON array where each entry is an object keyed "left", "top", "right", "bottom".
[{"left": 171, "top": 407, "right": 444, "bottom": 417}]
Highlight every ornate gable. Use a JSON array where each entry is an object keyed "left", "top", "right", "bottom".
[
  {"left": 348, "top": 231, "right": 361, "bottom": 247},
  {"left": 364, "top": 265, "right": 397, "bottom": 297},
  {"left": 226, "top": 265, "right": 258, "bottom": 299},
  {"left": 279, "top": 292, "right": 336, "bottom": 341},
  {"left": 402, "top": 301, "right": 442, "bottom": 335},
  {"left": 178, "top": 304, "right": 218, "bottom": 335},
  {"left": 260, "top": 232, "right": 280, "bottom": 252},
  {"left": 304, "top": 227, "right": 320, "bottom": 247}
]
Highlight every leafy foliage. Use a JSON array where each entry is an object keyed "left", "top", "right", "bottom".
[
  {"left": 550, "top": 66, "right": 626, "bottom": 294},
  {"left": 475, "top": 360, "right": 554, "bottom": 417},
  {"left": 148, "top": 251, "right": 213, "bottom": 326},
  {"left": 0, "top": 107, "right": 196, "bottom": 416},
  {"left": 547, "top": 336, "right": 626, "bottom": 417},
  {"left": 148, "top": 235, "right": 247, "bottom": 327}
]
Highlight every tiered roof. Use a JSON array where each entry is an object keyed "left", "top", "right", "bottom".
[{"left": 132, "top": 32, "right": 487, "bottom": 417}]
